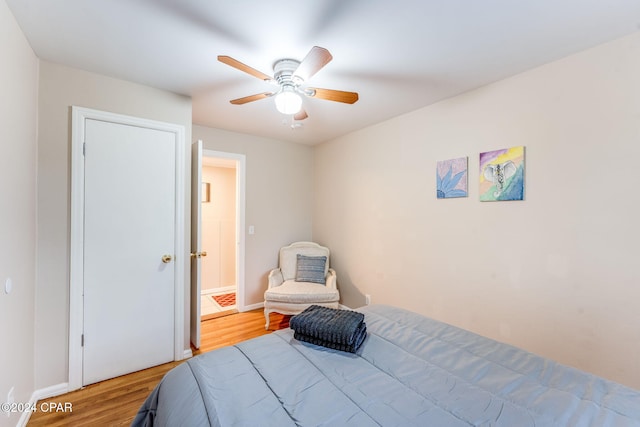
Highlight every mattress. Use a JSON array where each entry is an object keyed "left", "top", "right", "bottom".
[{"left": 133, "top": 304, "right": 640, "bottom": 426}]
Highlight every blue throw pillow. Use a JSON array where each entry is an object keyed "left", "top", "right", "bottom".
[{"left": 295, "top": 254, "right": 327, "bottom": 284}]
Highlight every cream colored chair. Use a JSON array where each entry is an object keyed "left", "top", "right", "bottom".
[{"left": 264, "top": 241, "right": 339, "bottom": 329}]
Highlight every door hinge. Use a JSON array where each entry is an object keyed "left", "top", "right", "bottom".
[
  {"left": 83, "top": 142, "right": 86, "bottom": 156},
  {"left": 81, "top": 334, "right": 84, "bottom": 347}
]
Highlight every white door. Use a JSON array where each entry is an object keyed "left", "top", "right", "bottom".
[
  {"left": 190, "top": 148, "right": 247, "bottom": 348},
  {"left": 190, "top": 140, "right": 203, "bottom": 348},
  {"left": 82, "top": 118, "right": 176, "bottom": 385}
]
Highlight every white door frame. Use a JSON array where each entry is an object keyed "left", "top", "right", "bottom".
[
  {"left": 69, "top": 106, "right": 186, "bottom": 391},
  {"left": 190, "top": 140, "right": 204, "bottom": 349},
  {"left": 203, "top": 149, "right": 246, "bottom": 312}
]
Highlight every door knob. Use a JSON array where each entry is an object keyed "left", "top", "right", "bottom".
[
  {"left": 190, "top": 251, "right": 208, "bottom": 259},
  {"left": 162, "top": 254, "right": 173, "bottom": 263}
]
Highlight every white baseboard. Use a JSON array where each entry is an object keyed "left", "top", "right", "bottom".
[
  {"left": 17, "top": 406, "right": 33, "bottom": 427},
  {"left": 183, "top": 348, "right": 193, "bottom": 359},
  {"left": 17, "top": 382, "right": 70, "bottom": 427},
  {"left": 32, "top": 382, "right": 70, "bottom": 402},
  {"left": 240, "top": 301, "right": 264, "bottom": 312},
  {"left": 201, "top": 285, "right": 236, "bottom": 296}
]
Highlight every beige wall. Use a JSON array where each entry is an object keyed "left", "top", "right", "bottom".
[
  {"left": 201, "top": 165, "right": 236, "bottom": 291},
  {"left": 0, "top": 1, "right": 38, "bottom": 425},
  {"left": 36, "top": 61, "right": 192, "bottom": 389},
  {"left": 193, "top": 125, "right": 314, "bottom": 305},
  {"left": 314, "top": 32, "right": 640, "bottom": 389}
]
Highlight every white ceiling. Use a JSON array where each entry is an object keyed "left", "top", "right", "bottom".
[{"left": 7, "top": 0, "right": 640, "bottom": 145}]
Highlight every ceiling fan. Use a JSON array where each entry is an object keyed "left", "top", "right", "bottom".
[{"left": 218, "top": 46, "right": 358, "bottom": 121}]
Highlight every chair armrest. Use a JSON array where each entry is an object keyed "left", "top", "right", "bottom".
[
  {"left": 325, "top": 268, "right": 337, "bottom": 290},
  {"left": 268, "top": 268, "right": 284, "bottom": 288}
]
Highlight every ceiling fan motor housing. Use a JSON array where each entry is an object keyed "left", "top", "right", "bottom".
[{"left": 274, "top": 59, "right": 303, "bottom": 87}]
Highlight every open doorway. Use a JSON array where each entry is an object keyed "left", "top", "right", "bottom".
[
  {"left": 200, "top": 155, "right": 238, "bottom": 319},
  {"left": 190, "top": 143, "right": 245, "bottom": 349}
]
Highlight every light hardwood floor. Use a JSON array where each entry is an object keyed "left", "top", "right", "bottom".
[{"left": 27, "top": 310, "right": 290, "bottom": 426}]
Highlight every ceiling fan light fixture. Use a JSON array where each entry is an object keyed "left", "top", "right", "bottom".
[
  {"left": 274, "top": 88, "right": 302, "bottom": 115},
  {"left": 219, "top": 46, "right": 358, "bottom": 120}
]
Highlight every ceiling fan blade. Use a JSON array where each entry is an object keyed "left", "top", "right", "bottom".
[
  {"left": 307, "top": 88, "right": 359, "bottom": 104},
  {"left": 218, "top": 55, "right": 273, "bottom": 82},
  {"left": 293, "top": 46, "right": 333, "bottom": 81},
  {"left": 229, "top": 92, "right": 274, "bottom": 105},
  {"left": 294, "top": 110, "right": 308, "bottom": 121}
]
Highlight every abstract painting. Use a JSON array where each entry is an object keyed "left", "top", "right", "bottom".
[
  {"left": 479, "top": 146, "right": 525, "bottom": 201},
  {"left": 436, "top": 157, "right": 468, "bottom": 199}
]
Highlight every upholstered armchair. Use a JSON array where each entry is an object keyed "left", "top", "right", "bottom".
[{"left": 264, "top": 241, "right": 339, "bottom": 329}]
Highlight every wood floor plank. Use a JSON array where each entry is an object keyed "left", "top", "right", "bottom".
[{"left": 27, "top": 310, "right": 290, "bottom": 426}]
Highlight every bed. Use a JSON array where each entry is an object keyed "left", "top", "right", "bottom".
[{"left": 133, "top": 304, "right": 640, "bottom": 426}]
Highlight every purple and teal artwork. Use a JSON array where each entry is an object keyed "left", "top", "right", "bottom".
[
  {"left": 479, "top": 146, "right": 525, "bottom": 201},
  {"left": 436, "top": 157, "right": 468, "bottom": 199}
]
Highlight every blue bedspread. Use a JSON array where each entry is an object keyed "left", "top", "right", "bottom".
[{"left": 133, "top": 305, "right": 640, "bottom": 426}]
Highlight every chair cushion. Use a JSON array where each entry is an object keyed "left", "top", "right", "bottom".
[
  {"left": 280, "top": 242, "right": 330, "bottom": 281},
  {"left": 265, "top": 280, "right": 339, "bottom": 304},
  {"left": 295, "top": 254, "right": 327, "bottom": 284}
]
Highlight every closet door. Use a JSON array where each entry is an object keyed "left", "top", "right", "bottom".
[{"left": 82, "top": 118, "right": 176, "bottom": 385}]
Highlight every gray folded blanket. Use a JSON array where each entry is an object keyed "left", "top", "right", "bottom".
[{"left": 290, "top": 305, "right": 367, "bottom": 353}]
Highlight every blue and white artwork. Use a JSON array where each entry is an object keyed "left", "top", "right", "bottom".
[{"left": 436, "top": 157, "right": 468, "bottom": 199}]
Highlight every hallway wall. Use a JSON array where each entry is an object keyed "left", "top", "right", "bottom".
[{"left": 201, "top": 164, "right": 237, "bottom": 291}]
